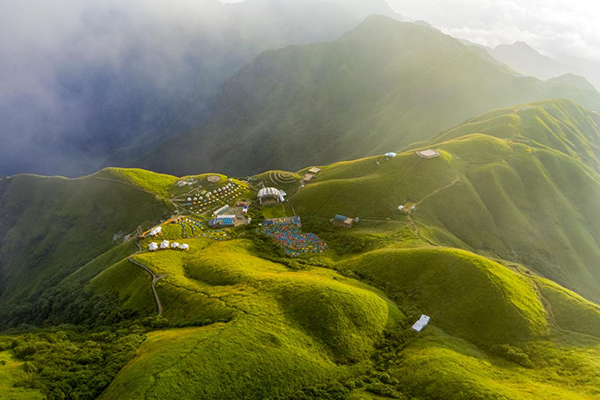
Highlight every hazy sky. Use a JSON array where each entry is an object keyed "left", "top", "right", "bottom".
[{"left": 388, "top": 0, "right": 600, "bottom": 62}]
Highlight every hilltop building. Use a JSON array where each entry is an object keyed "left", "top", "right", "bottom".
[
  {"left": 308, "top": 167, "right": 321, "bottom": 175},
  {"left": 149, "top": 242, "right": 159, "bottom": 251},
  {"left": 160, "top": 240, "right": 170, "bottom": 250},
  {"left": 180, "top": 244, "right": 190, "bottom": 251},
  {"left": 385, "top": 152, "right": 397, "bottom": 158},
  {"left": 258, "top": 187, "right": 284, "bottom": 205},
  {"left": 417, "top": 149, "right": 440, "bottom": 159},
  {"left": 264, "top": 216, "right": 302, "bottom": 226},
  {"left": 208, "top": 217, "right": 236, "bottom": 228},
  {"left": 302, "top": 174, "right": 315, "bottom": 184},
  {"left": 412, "top": 315, "right": 430, "bottom": 332},
  {"left": 332, "top": 215, "right": 359, "bottom": 228},
  {"left": 171, "top": 242, "right": 180, "bottom": 249}
]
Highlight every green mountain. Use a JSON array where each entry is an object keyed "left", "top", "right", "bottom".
[
  {"left": 3, "top": 100, "right": 600, "bottom": 399},
  {"left": 291, "top": 102, "right": 600, "bottom": 304},
  {"left": 0, "top": 170, "right": 173, "bottom": 323},
  {"left": 135, "top": 15, "right": 600, "bottom": 177}
]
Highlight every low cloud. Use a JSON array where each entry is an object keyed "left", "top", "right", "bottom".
[{"left": 388, "top": 0, "right": 600, "bottom": 62}]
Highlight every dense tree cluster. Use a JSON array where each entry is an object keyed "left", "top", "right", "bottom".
[{"left": 2, "top": 325, "right": 146, "bottom": 399}]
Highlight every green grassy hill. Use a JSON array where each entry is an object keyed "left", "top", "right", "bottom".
[
  {"left": 3, "top": 99, "right": 600, "bottom": 398},
  {"left": 99, "top": 240, "right": 402, "bottom": 399},
  {"left": 429, "top": 99, "right": 600, "bottom": 172},
  {"left": 137, "top": 15, "right": 600, "bottom": 177},
  {"left": 0, "top": 170, "right": 172, "bottom": 326},
  {"left": 289, "top": 116, "right": 600, "bottom": 304}
]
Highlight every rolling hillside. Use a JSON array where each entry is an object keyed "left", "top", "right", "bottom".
[
  {"left": 3, "top": 100, "right": 600, "bottom": 398},
  {"left": 430, "top": 99, "right": 600, "bottom": 172},
  {"left": 136, "top": 15, "right": 600, "bottom": 177},
  {"left": 289, "top": 100, "right": 600, "bottom": 304},
  {"left": 0, "top": 170, "right": 172, "bottom": 325}
]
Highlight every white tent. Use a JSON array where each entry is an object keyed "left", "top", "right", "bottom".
[
  {"left": 412, "top": 315, "right": 430, "bottom": 332},
  {"left": 398, "top": 205, "right": 404, "bottom": 211},
  {"left": 171, "top": 242, "right": 180, "bottom": 249},
  {"left": 149, "top": 242, "right": 159, "bottom": 251},
  {"left": 160, "top": 240, "right": 170, "bottom": 250},
  {"left": 149, "top": 226, "right": 162, "bottom": 236},
  {"left": 385, "top": 152, "right": 397, "bottom": 158},
  {"left": 180, "top": 244, "right": 190, "bottom": 251}
]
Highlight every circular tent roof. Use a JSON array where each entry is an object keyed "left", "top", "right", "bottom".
[
  {"left": 257, "top": 187, "right": 281, "bottom": 197},
  {"left": 207, "top": 175, "right": 221, "bottom": 183}
]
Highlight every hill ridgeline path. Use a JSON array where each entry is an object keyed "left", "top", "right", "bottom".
[{"left": 128, "top": 256, "right": 167, "bottom": 316}]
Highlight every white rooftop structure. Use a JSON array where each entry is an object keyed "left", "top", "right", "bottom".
[
  {"left": 180, "top": 244, "right": 190, "bottom": 251},
  {"left": 417, "top": 149, "right": 440, "bottom": 159},
  {"left": 160, "top": 240, "right": 170, "bottom": 250},
  {"left": 171, "top": 242, "right": 180, "bottom": 249},
  {"left": 149, "top": 227, "right": 162, "bottom": 236},
  {"left": 257, "top": 187, "right": 281, "bottom": 198},
  {"left": 149, "top": 242, "right": 159, "bottom": 251},
  {"left": 412, "top": 315, "right": 430, "bottom": 332},
  {"left": 385, "top": 152, "right": 397, "bottom": 158},
  {"left": 213, "top": 205, "right": 230, "bottom": 216},
  {"left": 216, "top": 214, "right": 236, "bottom": 220},
  {"left": 398, "top": 205, "right": 404, "bottom": 211}
]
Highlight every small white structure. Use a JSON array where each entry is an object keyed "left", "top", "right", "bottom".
[
  {"left": 149, "top": 242, "right": 159, "bottom": 251},
  {"left": 417, "top": 149, "right": 440, "bottom": 159},
  {"left": 160, "top": 240, "right": 170, "bottom": 250},
  {"left": 149, "top": 226, "right": 163, "bottom": 236},
  {"left": 187, "top": 197, "right": 192, "bottom": 201},
  {"left": 398, "top": 205, "right": 404, "bottom": 211},
  {"left": 180, "top": 244, "right": 190, "bottom": 251},
  {"left": 412, "top": 315, "right": 430, "bottom": 332},
  {"left": 385, "top": 152, "right": 397, "bottom": 158},
  {"left": 171, "top": 242, "right": 180, "bottom": 249}
]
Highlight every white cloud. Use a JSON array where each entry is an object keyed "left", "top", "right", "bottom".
[{"left": 387, "top": 0, "right": 600, "bottom": 62}]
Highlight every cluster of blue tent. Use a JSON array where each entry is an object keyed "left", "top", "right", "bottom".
[{"left": 262, "top": 224, "right": 327, "bottom": 257}]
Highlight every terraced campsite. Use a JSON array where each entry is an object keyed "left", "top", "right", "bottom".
[{"left": 2, "top": 99, "right": 600, "bottom": 399}]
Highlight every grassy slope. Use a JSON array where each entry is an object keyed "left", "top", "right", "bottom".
[
  {"left": 140, "top": 16, "right": 600, "bottom": 177},
  {"left": 0, "top": 171, "right": 171, "bottom": 314},
  {"left": 393, "top": 329, "right": 600, "bottom": 400},
  {"left": 0, "top": 351, "right": 44, "bottom": 400},
  {"left": 289, "top": 128, "right": 600, "bottom": 304},
  {"left": 101, "top": 240, "right": 402, "bottom": 399},
  {"left": 339, "top": 247, "right": 548, "bottom": 344},
  {"left": 430, "top": 99, "right": 600, "bottom": 173}
]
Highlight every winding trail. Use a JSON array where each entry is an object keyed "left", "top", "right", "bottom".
[
  {"left": 412, "top": 174, "right": 461, "bottom": 208},
  {"left": 128, "top": 256, "right": 167, "bottom": 316}
]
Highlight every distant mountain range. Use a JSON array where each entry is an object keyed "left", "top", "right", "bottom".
[
  {"left": 128, "top": 16, "right": 600, "bottom": 177},
  {"left": 462, "top": 40, "right": 600, "bottom": 91},
  {"left": 1, "top": 0, "right": 405, "bottom": 177}
]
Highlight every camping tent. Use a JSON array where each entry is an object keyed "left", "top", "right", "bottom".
[
  {"left": 171, "top": 242, "right": 180, "bottom": 249},
  {"left": 149, "top": 226, "right": 162, "bottom": 236},
  {"left": 180, "top": 244, "right": 190, "bottom": 251},
  {"left": 160, "top": 240, "right": 170, "bottom": 250},
  {"left": 149, "top": 242, "right": 158, "bottom": 251}
]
